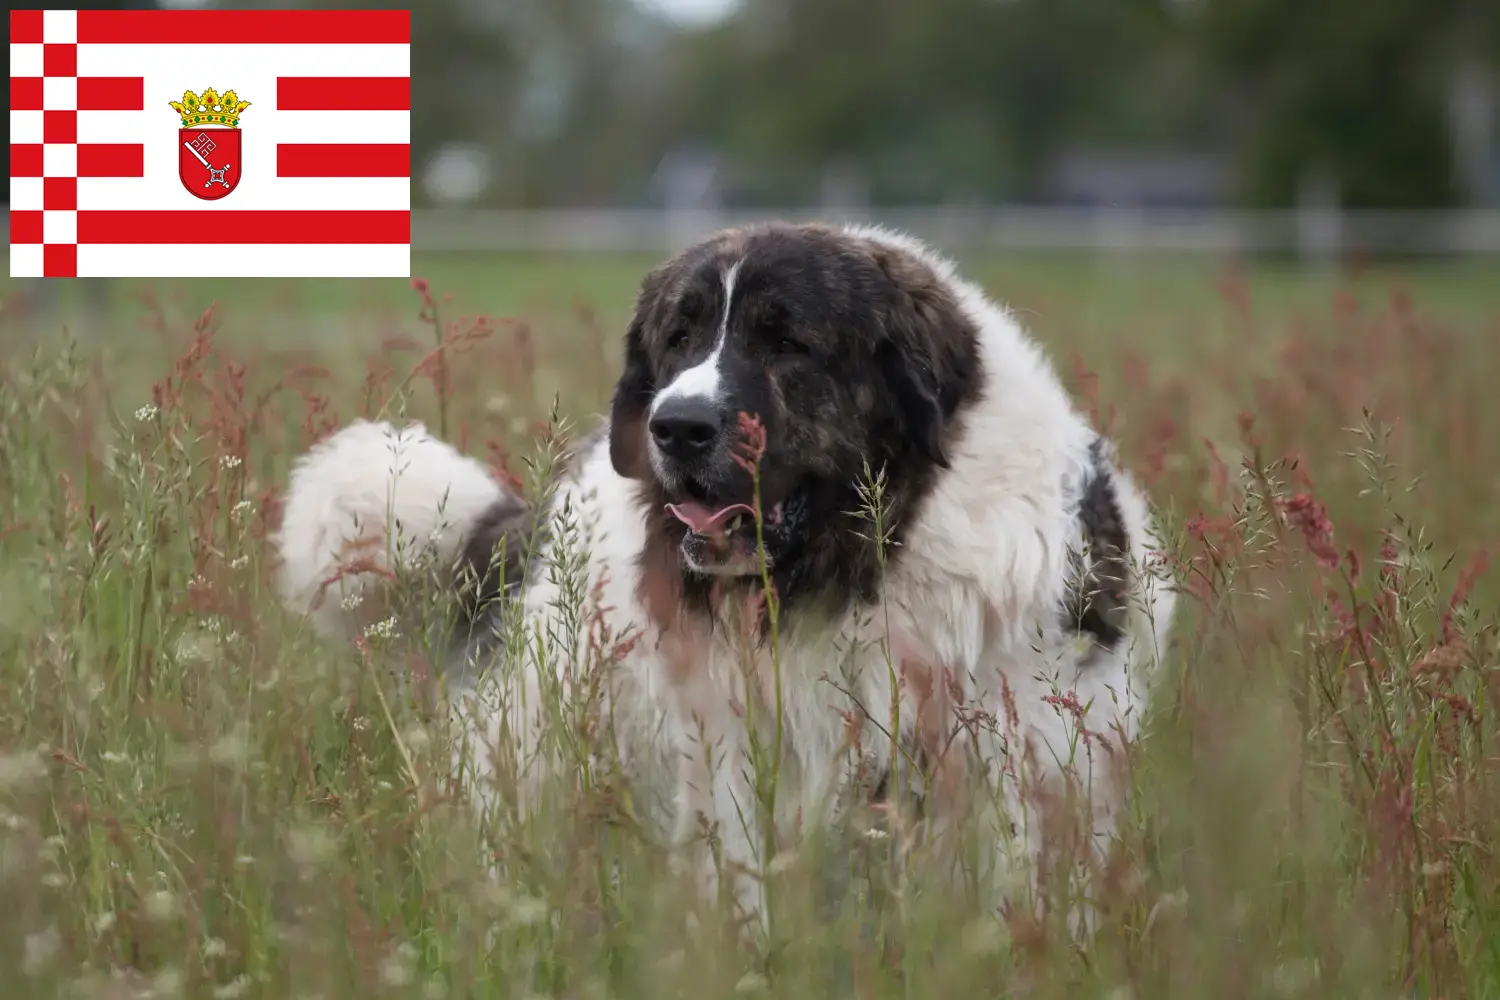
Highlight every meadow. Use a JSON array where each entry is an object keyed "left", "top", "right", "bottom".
[{"left": 2, "top": 249, "right": 1499, "bottom": 998}]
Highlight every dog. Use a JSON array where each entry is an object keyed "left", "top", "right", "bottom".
[{"left": 275, "top": 221, "right": 1176, "bottom": 935}]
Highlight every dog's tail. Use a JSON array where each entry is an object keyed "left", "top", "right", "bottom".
[{"left": 274, "top": 419, "right": 530, "bottom": 643}]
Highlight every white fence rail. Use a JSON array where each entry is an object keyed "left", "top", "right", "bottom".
[
  {"left": 413, "top": 207, "right": 1500, "bottom": 257},
  {"left": 3, "top": 208, "right": 1497, "bottom": 262}
]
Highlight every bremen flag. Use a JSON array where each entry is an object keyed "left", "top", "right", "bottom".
[{"left": 9, "top": 8, "right": 410, "bottom": 278}]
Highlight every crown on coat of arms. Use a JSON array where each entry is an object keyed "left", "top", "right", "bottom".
[{"left": 168, "top": 87, "right": 250, "bottom": 129}]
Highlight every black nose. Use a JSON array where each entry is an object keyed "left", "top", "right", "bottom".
[{"left": 649, "top": 396, "right": 723, "bottom": 460}]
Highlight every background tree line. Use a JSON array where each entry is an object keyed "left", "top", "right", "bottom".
[
  {"left": 9, "top": 0, "right": 1498, "bottom": 210},
  {"left": 399, "top": 0, "right": 1498, "bottom": 211}
]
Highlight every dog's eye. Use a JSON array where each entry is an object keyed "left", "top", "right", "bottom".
[
  {"left": 776, "top": 337, "right": 808, "bottom": 356},
  {"left": 666, "top": 330, "right": 689, "bottom": 351}
]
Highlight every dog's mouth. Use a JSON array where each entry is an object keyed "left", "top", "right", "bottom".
[
  {"left": 665, "top": 500, "right": 759, "bottom": 538},
  {"left": 664, "top": 482, "right": 798, "bottom": 577}
]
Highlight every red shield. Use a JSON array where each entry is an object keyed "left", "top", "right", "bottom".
[{"left": 178, "top": 127, "right": 242, "bottom": 201}]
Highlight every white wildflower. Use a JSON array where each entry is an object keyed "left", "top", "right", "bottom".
[
  {"left": 231, "top": 500, "right": 253, "bottom": 520},
  {"left": 144, "top": 889, "right": 180, "bottom": 922},
  {"left": 286, "top": 826, "right": 337, "bottom": 870},
  {"left": 351, "top": 716, "right": 371, "bottom": 733},
  {"left": 219, "top": 455, "right": 242, "bottom": 470},
  {"left": 202, "top": 937, "right": 227, "bottom": 958},
  {"left": 504, "top": 894, "right": 549, "bottom": 927},
  {"left": 767, "top": 851, "right": 798, "bottom": 875},
  {"left": 363, "top": 616, "right": 400, "bottom": 640},
  {"left": 863, "top": 827, "right": 889, "bottom": 841},
  {"left": 135, "top": 404, "right": 159, "bottom": 422},
  {"left": 0, "top": 750, "right": 47, "bottom": 792},
  {"left": 379, "top": 942, "right": 419, "bottom": 988},
  {"left": 209, "top": 731, "right": 249, "bottom": 771},
  {"left": 229, "top": 555, "right": 250, "bottom": 570},
  {"left": 654, "top": 949, "right": 687, "bottom": 976},
  {"left": 22, "top": 925, "right": 61, "bottom": 975},
  {"left": 213, "top": 974, "right": 252, "bottom": 999},
  {"left": 734, "top": 971, "right": 768, "bottom": 995},
  {"left": 339, "top": 592, "right": 364, "bottom": 611},
  {"left": 152, "top": 966, "right": 186, "bottom": 997}
]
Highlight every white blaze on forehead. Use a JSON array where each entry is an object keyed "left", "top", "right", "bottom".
[{"left": 649, "top": 257, "right": 744, "bottom": 415}]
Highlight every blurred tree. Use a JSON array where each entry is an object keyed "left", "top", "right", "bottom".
[
  {"left": 1185, "top": 0, "right": 1470, "bottom": 209},
  {"left": 668, "top": 0, "right": 1201, "bottom": 203}
]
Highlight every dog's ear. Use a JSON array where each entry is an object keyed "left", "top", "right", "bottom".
[
  {"left": 868, "top": 242, "right": 979, "bottom": 469},
  {"left": 609, "top": 312, "right": 654, "bottom": 480}
]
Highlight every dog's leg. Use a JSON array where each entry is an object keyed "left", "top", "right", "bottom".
[{"left": 671, "top": 693, "right": 768, "bottom": 938}]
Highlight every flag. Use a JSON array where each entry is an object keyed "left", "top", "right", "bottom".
[{"left": 9, "top": 8, "right": 410, "bottom": 279}]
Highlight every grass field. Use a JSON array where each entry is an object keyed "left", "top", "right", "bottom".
[{"left": 3, "top": 250, "right": 1500, "bottom": 998}]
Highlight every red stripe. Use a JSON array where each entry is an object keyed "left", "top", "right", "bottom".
[
  {"left": 44, "top": 178, "right": 77, "bottom": 211},
  {"left": 44, "top": 245, "right": 78, "bottom": 279},
  {"left": 10, "top": 10, "right": 43, "bottom": 44},
  {"left": 43, "top": 44, "right": 77, "bottom": 77},
  {"left": 44, "top": 111, "right": 76, "bottom": 144},
  {"left": 10, "top": 210, "right": 42, "bottom": 245},
  {"left": 277, "top": 76, "right": 409, "bottom": 111},
  {"left": 78, "top": 144, "right": 144, "bottom": 177},
  {"left": 11, "top": 77, "right": 43, "bottom": 111},
  {"left": 77, "top": 10, "right": 410, "bottom": 45},
  {"left": 278, "top": 144, "right": 409, "bottom": 178},
  {"left": 10, "top": 144, "right": 42, "bottom": 178},
  {"left": 77, "top": 211, "right": 410, "bottom": 245},
  {"left": 78, "top": 77, "right": 145, "bottom": 112},
  {"left": 10, "top": 143, "right": 143, "bottom": 178}
]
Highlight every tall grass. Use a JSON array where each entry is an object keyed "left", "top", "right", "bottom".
[{"left": 0, "top": 271, "right": 1497, "bottom": 998}]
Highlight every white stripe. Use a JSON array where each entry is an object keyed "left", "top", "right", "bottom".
[
  {"left": 43, "top": 210, "right": 77, "bottom": 244},
  {"left": 11, "top": 110, "right": 43, "bottom": 145},
  {"left": 77, "top": 176, "right": 409, "bottom": 212},
  {"left": 9, "top": 244, "right": 43, "bottom": 279},
  {"left": 42, "top": 9, "right": 77, "bottom": 43},
  {"left": 9, "top": 177, "right": 43, "bottom": 212},
  {"left": 11, "top": 43, "right": 43, "bottom": 78},
  {"left": 76, "top": 243, "right": 409, "bottom": 278},
  {"left": 43, "top": 76, "right": 77, "bottom": 111},
  {"left": 78, "top": 43, "right": 409, "bottom": 79},
  {"left": 649, "top": 257, "right": 743, "bottom": 414},
  {"left": 43, "top": 144, "right": 77, "bottom": 176},
  {"left": 78, "top": 109, "right": 409, "bottom": 145}
]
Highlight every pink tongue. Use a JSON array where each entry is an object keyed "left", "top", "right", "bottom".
[{"left": 666, "top": 502, "right": 756, "bottom": 534}]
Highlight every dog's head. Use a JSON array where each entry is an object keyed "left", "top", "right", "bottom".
[{"left": 609, "top": 223, "right": 983, "bottom": 582}]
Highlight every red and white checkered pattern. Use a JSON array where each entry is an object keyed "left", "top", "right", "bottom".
[{"left": 11, "top": 9, "right": 85, "bottom": 277}]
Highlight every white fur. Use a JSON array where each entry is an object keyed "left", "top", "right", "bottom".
[
  {"left": 275, "top": 224, "right": 1177, "bottom": 938},
  {"left": 275, "top": 419, "right": 507, "bottom": 639}
]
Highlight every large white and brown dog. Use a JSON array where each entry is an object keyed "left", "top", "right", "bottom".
[{"left": 275, "top": 222, "right": 1176, "bottom": 932}]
